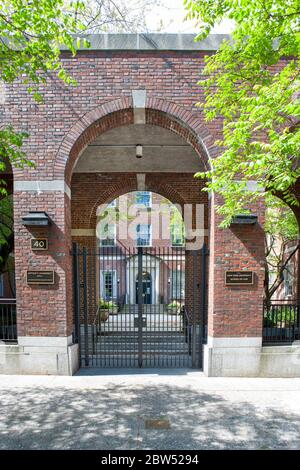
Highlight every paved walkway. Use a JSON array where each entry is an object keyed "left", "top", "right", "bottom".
[{"left": 0, "top": 370, "right": 300, "bottom": 450}]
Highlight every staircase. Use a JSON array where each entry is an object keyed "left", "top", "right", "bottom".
[{"left": 81, "top": 329, "right": 193, "bottom": 368}]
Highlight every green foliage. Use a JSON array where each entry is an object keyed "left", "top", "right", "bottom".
[
  {"left": 0, "top": 0, "right": 87, "bottom": 191},
  {"left": 0, "top": 195, "right": 14, "bottom": 271},
  {"left": 0, "top": 0, "right": 86, "bottom": 88},
  {"left": 265, "top": 195, "right": 299, "bottom": 241},
  {"left": 99, "top": 298, "right": 117, "bottom": 309},
  {"left": 264, "top": 306, "right": 298, "bottom": 327},
  {"left": 185, "top": 0, "right": 300, "bottom": 226}
]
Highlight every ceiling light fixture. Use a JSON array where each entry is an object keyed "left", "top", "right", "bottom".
[{"left": 136, "top": 144, "right": 143, "bottom": 159}]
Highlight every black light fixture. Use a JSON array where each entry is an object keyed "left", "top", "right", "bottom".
[
  {"left": 136, "top": 144, "right": 143, "bottom": 159},
  {"left": 22, "top": 211, "right": 51, "bottom": 227},
  {"left": 230, "top": 214, "right": 258, "bottom": 225}
]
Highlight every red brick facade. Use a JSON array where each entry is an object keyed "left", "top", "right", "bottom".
[{"left": 5, "top": 45, "right": 265, "bottom": 346}]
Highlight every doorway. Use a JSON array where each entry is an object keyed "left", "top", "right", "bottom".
[{"left": 136, "top": 271, "right": 152, "bottom": 304}]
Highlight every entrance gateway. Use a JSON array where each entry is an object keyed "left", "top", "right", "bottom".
[
  {"left": 1, "top": 34, "right": 277, "bottom": 378},
  {"left": 73, "top": 245, "right": 208, "bottom": 368}
]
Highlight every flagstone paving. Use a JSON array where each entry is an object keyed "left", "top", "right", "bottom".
[{"left": 0, "top": 370, "right": 299, "bottom": 449}]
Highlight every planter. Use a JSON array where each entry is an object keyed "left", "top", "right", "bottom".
[
  {"left": 100, "top": 308, "right": 109, "bottom": 322},
  {"left": 110, "top": 306, "right": 119, "bottom": 315},
  {"left": 166, "top": 307, "right": 180, "bottom": 315}
]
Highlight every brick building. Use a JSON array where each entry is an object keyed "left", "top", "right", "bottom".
[{"left": 0, "top": 33, "right": 299, "bottom": 376}]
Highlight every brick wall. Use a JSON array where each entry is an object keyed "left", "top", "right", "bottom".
[{"left": 5, "top": 48, "right": 266, "bottom": 340}]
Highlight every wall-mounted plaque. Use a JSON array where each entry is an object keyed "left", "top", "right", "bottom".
[
  {"left": 225, "top": 271, "right": 254, "bottom": 285},
  {"left": 27, "top": 270, "right": 54, "bottom": 285},
  {"left": 31, "top": 238, "right": 48, "bottom": 251}
]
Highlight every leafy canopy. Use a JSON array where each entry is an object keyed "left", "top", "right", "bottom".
[
  {"left": 185, "top": 0, "right": 300, "bottom": 227},
  {"left": 0, "top": 0, "right": 87, "bottom": 178}
]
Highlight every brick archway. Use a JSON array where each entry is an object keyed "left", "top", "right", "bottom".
[
  {"left": 71, "top": 173, "right": 189, "bottom": 230},
  {"left": 55, "top": 96, "right": 214, "bottom": 184}
]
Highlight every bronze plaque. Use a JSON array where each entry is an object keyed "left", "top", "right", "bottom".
[
  {"left": 31, "top": 238, "right": 48, "bottom": 251},
  {"left": 225, "top": 271, "right": 254, "bottom": 285},
  {"left": 145, "top": 417, "right": 171, "bottom": 430},
  {"left": 27, "top": 270, "right": 54, "bottom": 285}
]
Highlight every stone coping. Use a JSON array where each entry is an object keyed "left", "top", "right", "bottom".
[{"left": 61, "top": 33, "right": 230, "bottom": 51}]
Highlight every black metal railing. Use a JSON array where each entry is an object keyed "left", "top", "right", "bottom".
[
  {"left": 0, "top": 299, "right": 17, "bottom": 342},
  {"left": 263, "top": 300, "right": 300, "bottom": 344}
]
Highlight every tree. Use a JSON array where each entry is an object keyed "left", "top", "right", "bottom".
[
  {"left": 0, "top": 0, "right": 87, "bottom": 182},
  {"left": 184, "top": 0, "right": 300, "bottom": 227},
  {"left": 264, "top": 196, "right": 298, "bottom": 304},
  {"left": 78, "top": 0, "right": 164, "bottom": 33}
]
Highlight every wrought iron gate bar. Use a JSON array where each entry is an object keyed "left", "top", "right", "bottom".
[{"left": 72, "top": 244, "right": 208, "bottom": 369}]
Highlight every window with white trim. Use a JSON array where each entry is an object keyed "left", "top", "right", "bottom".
[
  {"left": 136, "top": 191, "right": 152, "bottom": 208},
  {"left": 100, "top": 270, "right": 117, "bottom": 300},
  {"left": 100, "top": 223, "right": 116, "bottom": 246},
  {"left": 136, "top": 224, "right": 152, "bottom": 247},
  {"left": 170, "top": 222, "right": 185, "bottom": 246}
]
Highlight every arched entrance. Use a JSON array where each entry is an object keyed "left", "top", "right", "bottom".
[{"left": 69, "top": 109, "right": 209, "bottom": 369}]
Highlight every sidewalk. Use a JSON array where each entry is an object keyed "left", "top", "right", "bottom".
[{"left": 0, "top": 370, "right": 300, "bottom": 449}]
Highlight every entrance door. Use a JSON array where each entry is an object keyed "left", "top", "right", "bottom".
[
  {"left": 136, "top": 271, "right": 151, "bottom": 304},
  {"left": 73, "top": 244, "right": 208, "bottom": 369}
]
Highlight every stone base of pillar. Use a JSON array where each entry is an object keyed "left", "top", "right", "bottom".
[
  {"left": 0, "top": 336, "right": 79, "bottom": 376},
  {"left": 203, "top": 336, "right": 300, "bottom": 377},
  {"left": 203, "top": 336, "right": 263, "bottom": 377}
]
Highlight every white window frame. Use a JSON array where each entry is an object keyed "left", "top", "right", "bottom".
[
  {"left": 100, "top": 270, "right": 117, "bottom": 300},
  {"left": 136, "top": 224, "right": 152, "bottom": 247},
  {"left": 170, "top": 223, "right": 185, "bottom": 247},
  {"left": 135, "top": 191, "right": 152, "bottom": 208},
  {"left": 100, "top": 223, "right": 116, "bottom": 247}
]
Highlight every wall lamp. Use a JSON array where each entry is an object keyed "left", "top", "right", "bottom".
[
  {"left": 230, "top": 214, "right": 258, "bottom": 225},
  {"left": 136, "top": 144, "right": 143, "bottom": 159},
  {"left": 22, "top": 211, "right": 51, "bottom": 227}
]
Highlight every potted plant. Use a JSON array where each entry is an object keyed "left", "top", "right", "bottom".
[
  {"left": 99, "top": 298, "right": 110, "bottom": 322},
  {"left": 166, "top": 301, "right": 182, "bottom": 315},
  {"left": 108, "top": 300, "right": 118, "bottom": 315}
]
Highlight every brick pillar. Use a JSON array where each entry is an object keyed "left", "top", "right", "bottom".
[
  {"left": 204, "top": 193, "right": 265, "bottom": 376},
  {"left": 12, "top": 181, "right": 78, "bottom": 375}
]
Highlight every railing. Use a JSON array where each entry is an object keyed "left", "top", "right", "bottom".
[
  {"left": 0, "top": 299, "right": 17, "bottom": 342},
  {"left": 263, "top": 300, "right": 300, "bottom": 344}
]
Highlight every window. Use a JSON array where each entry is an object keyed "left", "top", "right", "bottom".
[
  {"left": 100, "top": 223, "right": 116, "bottom": 247},
  {"left": 284, "top": 263, "right": 294, "bottom": 297},
  {"left": 101, "top": 271, "right": 117, "bottom": 300},
  {"left": 171, "top": 223, "right": 185, "bottom": 246},
  {"left": 136, "top": 191, "right": 151, "bottom": 208},
  {"left": 136, "top": 224, "right": 152, "bottom": 247},
  {"left": 0, "top": 274, "right": 3, "bottom": 297},
  {"left": 171, "top": 270, "right": 185, "bottom": 299}
]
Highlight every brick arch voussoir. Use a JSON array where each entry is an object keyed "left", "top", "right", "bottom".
[
  {"left": 87, "top": 177, "right": 138, "bottom": 229},
  {"left": 57, "top": 96, "right": 214, "bottom": 186},
  {"left": 145, "top": 97, "right": 213, "bottom": 171},
  {"left": 87, "top": 178, "right": 186, "bottom": 229},
  {"left": 54, "top": 96, "right": 133, "bottom": 184}
]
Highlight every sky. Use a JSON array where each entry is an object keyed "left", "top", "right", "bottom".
[{"left": 144, "top": 0, "right": 234, "bottom": 34}]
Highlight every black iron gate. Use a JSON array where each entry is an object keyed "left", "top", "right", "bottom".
[{"left": 73, "top": 244, "right": 208, "bottom": 369}]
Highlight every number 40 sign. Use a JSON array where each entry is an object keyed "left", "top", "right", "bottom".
[{"left": 31, "top": 238, "right": 48, "bottom": 251}]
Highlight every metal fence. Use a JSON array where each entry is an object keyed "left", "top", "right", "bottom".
[
  {"left": 0, "top": 299, "right": 17, "bottom": 342},
  {"left": 73, "top": 244, "right": 208, "bottom": 369},
  {"left": 263, "top": 300, "right": 300, "bottom": 344}
]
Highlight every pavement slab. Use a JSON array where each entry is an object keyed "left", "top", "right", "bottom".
[{"left": 0, "top": 370, "right": 299, "bottom": 449}]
